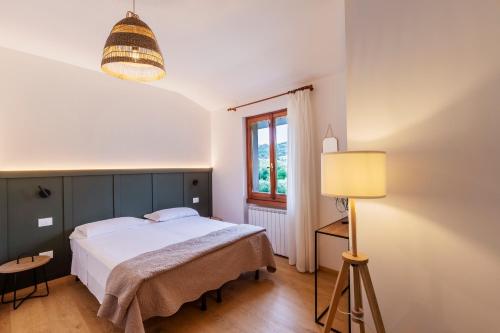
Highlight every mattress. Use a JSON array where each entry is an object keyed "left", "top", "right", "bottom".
[{"left": 70, "top": 216, "right": 235, "bottom": 303}]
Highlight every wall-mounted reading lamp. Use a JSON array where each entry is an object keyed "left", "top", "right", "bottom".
[{"left": 38, "top": 186, "right": 51, "bottom": 198}]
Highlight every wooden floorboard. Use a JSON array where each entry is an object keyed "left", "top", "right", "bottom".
[{"left": 0, "top": 256, "right": 349, "bottom": 333}]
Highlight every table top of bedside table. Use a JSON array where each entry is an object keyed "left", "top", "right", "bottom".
[{"left": 0, "top": 256, "right": 51, "bottom": 274}]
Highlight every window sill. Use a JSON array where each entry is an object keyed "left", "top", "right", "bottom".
[{"left": 247, "top": 198, "right": 286, "bottom": 209}]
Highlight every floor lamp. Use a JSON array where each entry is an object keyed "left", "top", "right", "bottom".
[{"left": 320, "top": 151, "right": 387, "bottom": 333}]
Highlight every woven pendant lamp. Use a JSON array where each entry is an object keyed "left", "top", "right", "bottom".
[{"left": 101, "top": 7, "right": 165, "bottom": 82}]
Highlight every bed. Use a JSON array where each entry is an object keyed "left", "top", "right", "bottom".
[{"left": 70, "top": 212, "right": 276, "bottom": 333}]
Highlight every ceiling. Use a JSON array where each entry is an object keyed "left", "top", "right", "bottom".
[{"left": 1, "top": 0, "right": 343, "bottom": 110}]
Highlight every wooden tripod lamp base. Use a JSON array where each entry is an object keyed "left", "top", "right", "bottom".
[
  {"left": 322, "top": 251, "right": 385, "bottom": 333},
  {"left": 320, "top": 151, "right": 387, "bottom": 333}
]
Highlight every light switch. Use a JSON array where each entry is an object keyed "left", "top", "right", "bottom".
[
  {"left": 39, "top": 250, "right": 54, "bottom": 258},
  {"left": 38, "top": 217, "right": 53, "bottom": 227},
  {"left": 193, "top": 197, "right": 200, "bottom": 204}
]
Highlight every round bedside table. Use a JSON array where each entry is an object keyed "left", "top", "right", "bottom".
[{"left": 0, "top": 255, "right": 51, "bottom": 309}]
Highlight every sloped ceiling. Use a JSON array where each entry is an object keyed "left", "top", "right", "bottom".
[{"left": 0, "top": 0, "right": 342, "bottom": 110}]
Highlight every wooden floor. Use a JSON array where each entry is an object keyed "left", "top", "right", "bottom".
[{"left": 0, "top": 256, "right": 349, "bottom": 333}]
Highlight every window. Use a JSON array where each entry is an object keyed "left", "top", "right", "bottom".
[{"left": 246, "top": 109, "right": 287, "bottom": 208}]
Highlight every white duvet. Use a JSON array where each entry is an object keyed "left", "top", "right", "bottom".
[{"left": 70, "top": 216, "right": 235, "bottom": 303}]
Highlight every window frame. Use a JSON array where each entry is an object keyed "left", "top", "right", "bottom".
[{"left": 245, "top": 109, "right": 287, "bottom": 209}]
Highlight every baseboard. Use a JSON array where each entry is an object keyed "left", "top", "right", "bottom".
[{"left": 319, "top": 265, "right": 339, "bottom": 274}]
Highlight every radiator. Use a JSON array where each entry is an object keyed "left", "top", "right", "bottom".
[{"left": 248, "top": 205, "right": 288, "bottom": 257}]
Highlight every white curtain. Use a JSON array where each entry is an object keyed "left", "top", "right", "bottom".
[{"left": 287, "top": 89, "right": 318, "bottom": 273}]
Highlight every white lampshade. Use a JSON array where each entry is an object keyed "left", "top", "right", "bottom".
[{"left": 321, "top": 151, "right": 387, "bottom": 199}]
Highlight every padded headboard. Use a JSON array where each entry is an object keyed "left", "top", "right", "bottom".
[{"left": 0, "top": 168, "right": 212, "bottom": 285}]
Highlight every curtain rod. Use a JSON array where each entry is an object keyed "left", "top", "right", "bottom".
[{"left": 227, "top": 84, "right": 313, "bottom": 112}]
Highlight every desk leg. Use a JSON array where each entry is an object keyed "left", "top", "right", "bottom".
[
  {"left": 33, "top": 269, "right": 38, "bottom": 293},
  {"left": 1, "top": 274, "right": 9, "bottom": 304},
  {"left": 216, "top": 288, "right": 222, "bottom": 303},
  {"left": 13, "top": 273, "right": 18, "bottom": 310},
  {"left": 315, "top": 231, "right": 318, "bottom": 322},
  {"left": 200, "top": 293, "right": 207, "bottom": 311},
  {"left": 42, "top": 266, "right": 49, "bottom": 296}
]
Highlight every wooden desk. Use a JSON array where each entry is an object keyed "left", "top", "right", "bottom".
[
  {"left": 317, "top": 217, "right": 349, "bottom": 239},
  {"left": 315, "top": 216, "right": 350, "bottom": 333}
]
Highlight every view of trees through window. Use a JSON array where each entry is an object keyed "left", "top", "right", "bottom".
[
  {"left": 256, "top": 117, "right": 287, "bottom": 194},
  {"left": 247, "top": 110, "right": 287, "bottom": 206},
  {"left": 275, "top": 116, "right": 288, "bottom": 194}
]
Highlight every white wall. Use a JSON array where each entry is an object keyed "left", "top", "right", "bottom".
[
  {"left": 0, "top": 47, "right": 211, "bottom": 170},
  {"left": 346, "top": 1, "right": 500, "bottom": 332},
  {"left": 313, "top": 74, "right": 349, "bottom": 270},
  {"left": 211, "top": 73, "right": 348, "bottom": 269}
]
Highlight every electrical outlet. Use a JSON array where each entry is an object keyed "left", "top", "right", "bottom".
[
  {"left": 193, "top": 197, "right": 200, "bottom": 204},
  {"left": 38, "top": 217, "right": 53, "bottom": 227},
  {"left": 39, "top": 250, "right": 54, "bottom": 258}
]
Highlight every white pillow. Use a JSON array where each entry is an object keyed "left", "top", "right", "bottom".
[
  {"left": 69, "top": 217, "right": 149, "bottom": 239},
  {"left": 144, "top": 207, "right": 199, "bottom": 222}
]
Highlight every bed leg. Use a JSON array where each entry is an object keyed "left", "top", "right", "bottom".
[
  {"left": 216, "top": 288, "right": 222, "bottom": 303},
  {"left": 255, "top": 269, "right": 260, "bottom": 281},
  {"left": 200, "top": 293, "right": 207, "bottom": 311}
]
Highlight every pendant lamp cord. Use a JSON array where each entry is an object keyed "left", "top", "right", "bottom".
[{"left": 126, "top": 0, "right": 138, "bottom": 18}]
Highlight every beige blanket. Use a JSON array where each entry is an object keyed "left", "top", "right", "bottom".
[{"left": 98, "top": 224, "right": 276, "bottom": 333}]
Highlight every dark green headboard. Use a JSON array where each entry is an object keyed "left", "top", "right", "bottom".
[{"left": 0, "top": 168, "right": 212, "bottom": 283}]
